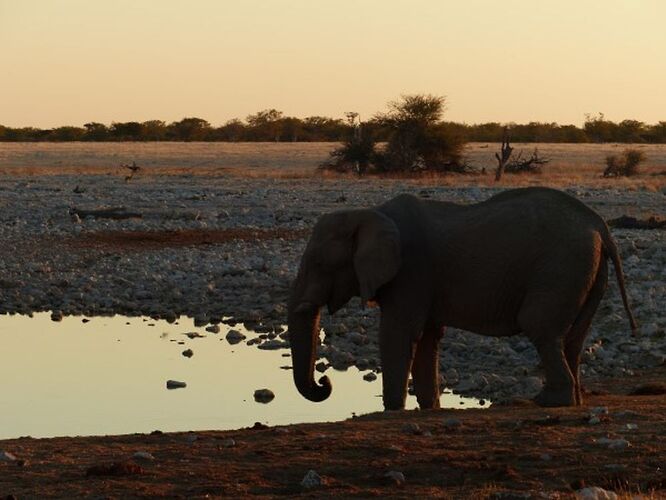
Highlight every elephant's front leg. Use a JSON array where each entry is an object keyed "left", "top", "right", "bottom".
[
  {"left": 379, "top": 306, "right": 423, "bottom": 410},
  {"left": 411, "top": 324, "right": 445, "bottom": 409},
  {"left": 379, "top": 307, "right": 422, "bottom": 411}
]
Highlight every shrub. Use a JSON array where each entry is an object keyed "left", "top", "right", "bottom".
[
  {"left": 603, "top": 148, "right": 646, "bottom": 177},
  {"left": 321, "top": 121, "right": 376, "bottom": 175}
]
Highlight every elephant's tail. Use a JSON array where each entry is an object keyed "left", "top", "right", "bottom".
[{"left": 600, "top": 226, "right": 639, "bottom": 336}]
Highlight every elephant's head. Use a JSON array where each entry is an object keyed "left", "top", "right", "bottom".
[{"left": 287, "top": 209, "right": 402, "bottom": 402}]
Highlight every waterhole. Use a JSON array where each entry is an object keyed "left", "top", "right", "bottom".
[{"left": 0, "top": 313, "right": 480, "bottom": 439}]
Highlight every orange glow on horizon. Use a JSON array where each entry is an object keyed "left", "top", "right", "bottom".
[{"left": 1, "top": 0, "right": 665, "bottom": 128}]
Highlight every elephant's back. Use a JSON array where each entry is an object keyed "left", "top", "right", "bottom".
[
  {"left": 479, "top": 187, "right": 605, "bottom": 233},
  {"left": 484, "top": 187, "right": 601, "bottom": 219}
]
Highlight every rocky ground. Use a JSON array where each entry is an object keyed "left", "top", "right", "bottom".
[{"left": 0, "top": 171, "right": 664, "bottom": 404}]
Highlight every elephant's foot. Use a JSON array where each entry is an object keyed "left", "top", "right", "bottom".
[
  {"left": 416, "top": 395, "right": 441, "bottom": 410},
  {"left": 533, "top": 387, "right": 576, "bottom": 407},
  {"left": 383, "top": 396, "right": 407, "bottom": 411}
]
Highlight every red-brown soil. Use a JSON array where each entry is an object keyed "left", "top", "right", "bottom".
[
  {"left": 1, "top": 368, "right": 664, "bottom": 499},
  {"left": 66, "top": 228, "right": 310, "bottom": 251}
]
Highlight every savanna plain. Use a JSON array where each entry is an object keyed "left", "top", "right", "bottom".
[{"left": 0, "top": 142, "right": 665, "bottom": 498}]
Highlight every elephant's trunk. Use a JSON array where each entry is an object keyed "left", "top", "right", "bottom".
[{"left": 287, "top": 302, "right": 332, "bottom": 402}]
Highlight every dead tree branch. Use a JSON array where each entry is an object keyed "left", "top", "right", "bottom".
[
  {"left": 121, "top": 161, "right": 141, "bottom": 182},
  {"left": 505, "top": 148, "right": 550, "bottom": 174}
]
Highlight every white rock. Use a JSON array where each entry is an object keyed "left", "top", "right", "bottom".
[
  {"left": 133, "top": 451, "right": 155, "bottom": 461},
  {"left": 0, "top": 451, "right": 17, "bottom": 461},
  {"left": 575, "top": 486, "right": 618, "bottom": 500}
]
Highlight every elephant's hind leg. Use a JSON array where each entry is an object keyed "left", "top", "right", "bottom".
[
  {"left": 519, "top": 294, "right": 580, "bottom": 407},
  {"left": 531, "top": 337, "right": 576, "bottom": 407},
  {"left": 411, "top": 324, "right": 445, "bottom": 409},
  {"left": 564, "top": 258, "right": 608, "bottom": 406}
]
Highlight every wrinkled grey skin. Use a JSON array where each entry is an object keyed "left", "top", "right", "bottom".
[{"left": 288, "top": 187, "right": 637, "bottom": 410}]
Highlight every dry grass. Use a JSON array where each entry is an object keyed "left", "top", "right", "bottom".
[{"left": 1, "top": 142, "right": 665, "bottom": 188}]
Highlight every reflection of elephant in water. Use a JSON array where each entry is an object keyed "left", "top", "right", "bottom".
[{"left": 288, "top": 187, "right": 637, "bottom": 409}]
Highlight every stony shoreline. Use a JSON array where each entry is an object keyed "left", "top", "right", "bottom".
[{"left": 0, "top": 173, "right": 664, "bottom": 403}]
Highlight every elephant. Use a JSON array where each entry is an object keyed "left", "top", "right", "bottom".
[{"left": 287, "top": 187, "right": 637, "bottom": 410}]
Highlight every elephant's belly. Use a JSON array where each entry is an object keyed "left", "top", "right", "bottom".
[
  {"left": 446, "top": 317, "right": 521, "bottom": 337},
  {"left": 433, "top": 297, "right": 522, "bottom": 338}
]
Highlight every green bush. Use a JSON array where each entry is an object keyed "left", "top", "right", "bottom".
[{"left": 603, "top": 148, "right": 646, "bottom": 177}]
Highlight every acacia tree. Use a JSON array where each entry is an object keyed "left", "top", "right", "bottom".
[
  {"left": 246, "top": 109, "right": 284, "bottom": 141},
  {"left": 375, "top": 94, "right": 466, "bottom": 172}
]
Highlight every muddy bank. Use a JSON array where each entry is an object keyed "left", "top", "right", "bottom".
[{"left": 1, "top": 368, "right": 664, "bottom": 498}]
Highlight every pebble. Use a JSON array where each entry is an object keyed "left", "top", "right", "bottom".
[
  {"left": 301, "top": 469, "right": 324, "bottom": 489},
  {"left": 443, "top": 418, "right": 462, "bottom": 429},
  {"left": 166, "top": 380, "right": 187, "bottom": 389},
  {"left": 362, "top": 372, "right": 377, "bottom": 382},
  {"left": 383, "top": 470, "right": 405, "bottom": 486},
  {"left": 595, "top": 437, "right": 630, "bottom": 450},
  {"left": 205, "top": 325, "right": 220, "bottom": 334},
  {"left": 257, "top": 339, "right": 288, "bottom": 350},
  {"left": 253, "top": 388, "right": 275, "bottom": 403},
  {"left": 225, "top": 329, "right": 247, "bottom": 344},
  {"left": 181, "top": 349, "right": 194, "bottom": 358},
  {"left": 604, "top": 464, "right": 627, "bottom": 472},
  {"left": 401, "top": 423, "right": 421, "bottom": 435}
]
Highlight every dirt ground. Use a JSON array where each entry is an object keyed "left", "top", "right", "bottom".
[{"left": 1, "top": 368, "right": 664, "bottom": 499}]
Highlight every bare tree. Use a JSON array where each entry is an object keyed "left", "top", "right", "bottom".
[{"left": 494, "top": 127, "right": 513, "bottom": 181}]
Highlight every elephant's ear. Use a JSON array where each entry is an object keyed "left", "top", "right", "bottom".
[{"left": 353, "top": 210, "right": 401, "bottom": 303}]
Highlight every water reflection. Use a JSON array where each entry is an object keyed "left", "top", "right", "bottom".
[{"left": 0, "top": 313, "right": 480, "bottom": 439}]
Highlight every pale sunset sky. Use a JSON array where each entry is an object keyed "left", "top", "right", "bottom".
[{"left": 1, "top": 0, "right": 665, "bottom": 128}]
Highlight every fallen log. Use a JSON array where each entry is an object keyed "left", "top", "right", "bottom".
[
  {"left": 608, "top": 215, "right": 665, "bottom": 230},
  {"left": 70, "top": 207, "right": 143, "bottom": 220}
]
